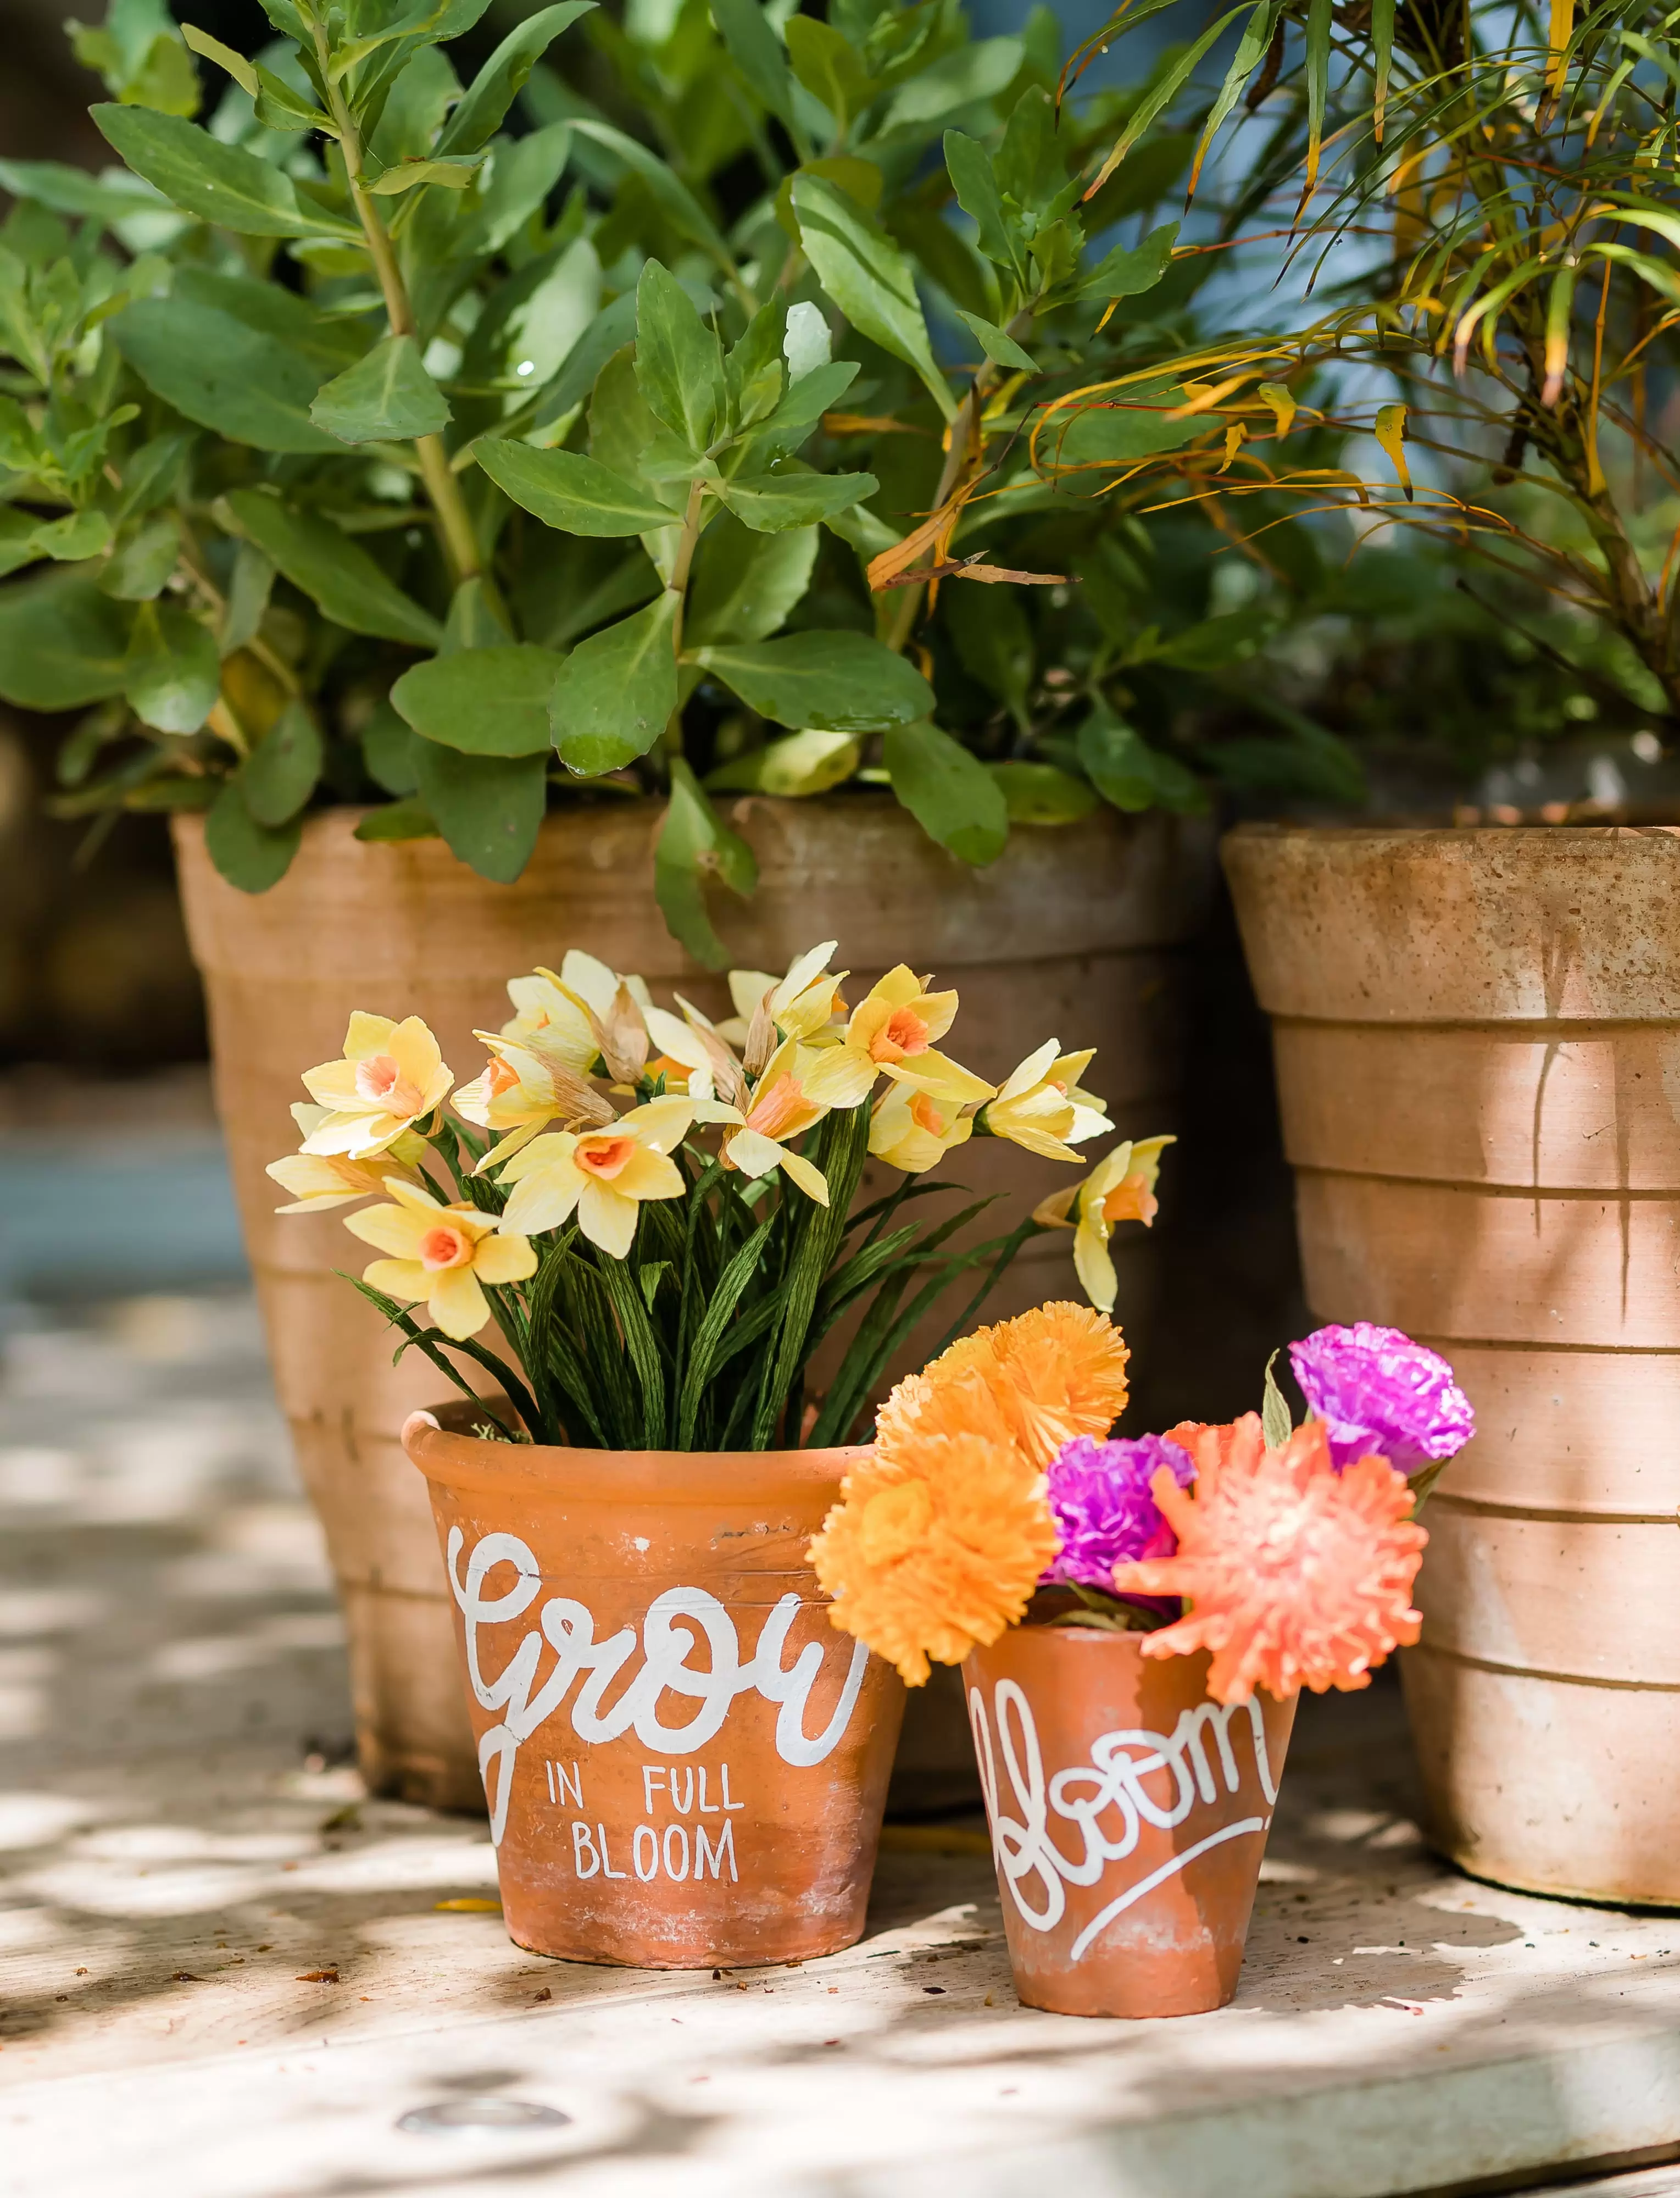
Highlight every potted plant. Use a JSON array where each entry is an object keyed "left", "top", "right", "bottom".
[
  {"left": 812, "top": 1317, "right": 1470, "bottom": 2014},
  {"left": 271, "top": 933, "right": 1169, "bottom": 1962},
  {"left": 1052, "top": 0, "right": 1680, "bottom": 1903},
  {"left": 0, "top": 0, "right": 1257, "bottom": 1805}
]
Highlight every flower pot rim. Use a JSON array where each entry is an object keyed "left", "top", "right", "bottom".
[
  {"left": 402, "top": 1405, "right": 871, "bottom": 1505},
  {"left": 1224, "top": 818, "right": 1680, "bottom": 847}
]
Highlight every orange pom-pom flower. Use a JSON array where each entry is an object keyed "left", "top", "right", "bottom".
[{"left": 1109, "top": 1413, "right": 1427, "bottom": 1705}]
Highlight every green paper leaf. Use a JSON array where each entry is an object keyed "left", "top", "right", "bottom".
[
  {"left": 883, "top": 718, "right": 1008, "bottom": 864},
  {"left": 310, "top": 333, "right": 451, "bottom": 444},
  {"left": 220, "top": 490, "right": 444, "bottom": 650},
  {"left": 242, "top": 697, "right": 324, "bottom": 824},
  {"left": 707, "top": 727, "right": 859, "bottom": 796},
  {"left": 654, "top": 756, "right": 756, "bottom": 968},
  {"left": 549, "top": 593, "right": 678, "bottom": 774},
  {"left": 1081, "top": 220, "right": 1179, "bottom": 300},
  {"left": 0, "top": 574, "right": 132, "bottom": 709},
  {"left": 413, "top": 743, "right": 546, "bottom": 883},
  {"left": 693, "top": 630, "right": 932, "bottom": 733},
  {"left": 684, "top": 517, "right": 817, "bottom": 647},
  {"left": 635, "top": 260, "right": 721, "bottom": 452},
  {"left": 475, "top": 440, "right": 673, "bottom": 535},
  {"left": 392, "top": 643, "right": 565, "bottom": 756},
  {"left": 953, "top": 309, "right": 1035, "bottom": 372},
  {"left": 437, "top": 1, "right": 593, "bottom": 154},
  {"left": 988, "top": 761, "right": 1098, "bottom": 824},
  {"left": 92, "top": 104, "right": 361, "bottom": 238},
  {"left": 1076, "top": 708, "right": 1206, "bottom": 815},
  {"left": 712, "top": 468, "right": 876, "bottom": 533},
  {"left": 123, "top": 598, "right": 219, "bottom": 732},
  {"left": 204, "top": 778, "right": 302, "bottom": 892},
  {"left": 792, "top": 174, "right": 955, "bottom": 421}
]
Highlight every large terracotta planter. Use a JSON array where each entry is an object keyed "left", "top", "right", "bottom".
[
  {"left": 173, "top": 797, "right": 1212, "bottom": 1811},
  {"left": 965, "top": 1620, "right": 1294, "bottom": 2016},
  {"left": 1225, "top": 823, "right": 1680, "bottom": 1905},
  {"left": 401, "top": 1405, "right": 903, "bottom": 1967}
]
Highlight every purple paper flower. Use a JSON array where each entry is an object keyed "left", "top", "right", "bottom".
[
  {"left": 1042, "top": 1433, "right": 1196, "bottom": 1589},
  {"left": 1288, "top": 1322, "right": 1475, "bottom": 1475}
]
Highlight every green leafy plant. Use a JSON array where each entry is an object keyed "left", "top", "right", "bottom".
[
  {"left": 0, "top": 0, "right": 1328, "bottom": 956},
  {"left": 268, "top": 939, "right": 1171, "bottom": 1447}
]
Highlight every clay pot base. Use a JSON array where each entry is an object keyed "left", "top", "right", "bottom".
[{"left": 965, "top": 1625, "right": 1296, "bottom": 2019}]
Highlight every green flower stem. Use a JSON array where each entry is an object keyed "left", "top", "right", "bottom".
[{"left": 663, "top": 473, "right": 710, "bottom": 756}]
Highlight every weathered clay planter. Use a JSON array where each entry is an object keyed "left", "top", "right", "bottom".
[
  {"left": 402, "top": 1405, "right": 903, "bottom": 1967},
  {"left": 173, "top": 797, "right": 1212, "bottom": 1811},
  {"left": 1225, "top": 822, "right": 1680, "bottom": 1905},
  {"left": 965, "top": 1620, "right": 1294, "bottom": 2017}
]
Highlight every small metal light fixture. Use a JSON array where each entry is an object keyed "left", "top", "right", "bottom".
[{"left": 396, "top": 2098, "right": 571, "bottom": 2135}]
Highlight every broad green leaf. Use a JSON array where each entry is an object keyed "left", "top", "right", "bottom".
[
  {"left": 436, "top": 2, "right": 594, "bottom": 154},
  {"left": 549, "top": 593, "right": 678, "bottom": 773},
  {"left": 712, "top": 468, "right": 876, "bottom": 532},
  {"left": 112, "top": 431, "right": 192, "bottom": 524},
  {"left": 441, "top": 576, "right": 513, "bottom": 653},
  {"left": 475, "top": 440, "right": 674, "bottom": 534},
  {"left": 123, "top": 598, "right": 219, "bottom": 732},
  {"left": 392, "top": 643, "right": 564, "bottom": 755},
  {"left": 253, "top": 63, "right": 333, "bottom": 135},
  {"left": 100, "top": 514, "right": 178, "bottom": 600},
  {"left": 892, "top": 205, "right": 999, "bottom": 321},
  {"left": 0, "top": 157, "right": 166, "bottom": 224},
  {"left": 368, "top": 43, "right": 460, "bottom": 166},
  {"left": 179, "top": 23, "right": 258, "bottom": 97},
  {"left": 747, "top": 358, "right": 858, "bottom": 443},
  {"left": 953, "top": 309, "right": 1034, "bottom": 371},
  {"left": 570, "top": 119, "right": 734, "bottom": 272},
  {"left": 0, "top": 574, "right": 131, "bottom": 709},
  {"left": 1081, "top": 220, "right": 1178, "bottom": 299},
  {"left": 654, "top": 756, "right": 756, "bottom": 968},
  {"left": 363, "top": 156, "right": 483, "bottom": 195},
  {"left": 0, "top": 512, "right": 53, "bottom": 582},
  {"left": 92, "top": 105, "right": 362, "bottom": 238},
  {"left": 635, "top": 260, "right": 721, "bottom": 451},
  {"left": 1077, "top": 708, "right": 1205, "bottom": 814},
  {"left": 205, "top": 779, "right": 302, "bottom": 892},
  {"left": 883, "top": 718, "right": 1008, "bottom": 864},
  {"left": 1145, "top": 603, "right": 1275, "bottom": 668},
  {"left": 310, "top": 333, "right": 451, "bottom": 443},
  {"left": 172, "top": 267, "right": 368, "bottom": 372},
  {"left": 684, "top": 517, "right": 816, "bottom": 646},
  {"left": 710, "top": 0, "right": 800, "bottom": 134},
  {"left": 221, "top": 542, "right": 274, "bottom": 654},
  {"left": 456, "top": 122, "right": 572, "bottom": 258},
  {"left": 693, "top": 630, "right": 932, "bottom": 732},
  {"left": 793, "top": 175, "right": 955, "bottom": 420},
  {"left": 220, "top": 489, "right": 444, "bottom": 650},
  {"left": 528, "top": 287, "right": 638, "bottom": 434},
  {"left": 464, "top": 233, "right": 600, "bottom": 399},
  {"left": 413, "top": 743, "right": 546, "bottom": 883},
  {"left": 354, "top": 795, "right": 438, "bottom": 842},
  {"left": 707, "top": 727, "right": 859, "bottom": 796},
  {"left": 1045, "top": 390, "right": 1210, "bottom": 470},
  {"left": 881, "top": 37, "right": 1023, "bottom": 131},
  {"left": 785, "top": 18, "right": 874, "bottom": 129},
  {"left": 109, "top": 293, "right": 352, "bottom": 453},
  {"left": 944, "top": 129, "right": 1022, "bottom": 276},
  {"left": 363, "top": 700, "right": 421, "bottom": 794},
  {"left": 32, "top": 511, "right": 114, "bottom": 564},
  {"left": 242, "top": 697, "right": 324, "bottom": 824},
  {"left": 988, "top": 761, "right": 1098, "bottom": 824},
  {"left": 71, "top": 0, "right": 201, "bottom": 116}
]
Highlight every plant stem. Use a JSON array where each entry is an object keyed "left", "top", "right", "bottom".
[{"left": 663, "top": 475, "right": 709, "bottom": 758}]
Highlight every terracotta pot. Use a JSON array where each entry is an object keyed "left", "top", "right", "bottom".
[
  {"left": 964, "top": 1622, "right": 1295, "bottom": 2017},
  {"left": 173, "top": 797, "right": 1211, "bottom": 1810},
  {"left": 1224, "top": 822, "right": 1680, "bottom": 1905},
  {"left": 400, "top": 1405, "right": 903, "bottom": 1967}
]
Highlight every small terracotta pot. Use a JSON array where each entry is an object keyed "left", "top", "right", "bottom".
[
  {"left": 402, "top": 1407, "right": 904, "bottom": 1969},
  {"left": 964, "top": 1622, "right": 1295, "bottom": 2017}
]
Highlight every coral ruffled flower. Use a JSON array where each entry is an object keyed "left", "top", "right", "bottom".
[
  {"left": 1110, "top": 1413, "right": 1427, "bottom": 1705},
  {"left": 299, "top": 1013, "right": 453, "bottom": 1158},
  {"left": 810, "top": 1390, "right": 1058, "bottom": 1686},
  {"left": 1043, "top": 1433, "right": 1194, "bottom": 1590},
  {"left": 344, "top": 1178, "right": 536, "bottom": 1339},
  {"left": 1289, "top": 1322, "right": 1476, "bottom": 1476}
]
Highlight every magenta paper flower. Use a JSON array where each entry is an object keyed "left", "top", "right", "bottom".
[
  {"left": 1042, "top": 1433, "right": 1195, "bottom": 1591},
  {"left": 1288, "top": 1322, "right": 1475, "bottom": 1475}
]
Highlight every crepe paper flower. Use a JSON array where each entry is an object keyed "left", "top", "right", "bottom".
[
  {"left": 799, "top": 965, "right": 963, "bottom": 1109},
  {"left": 505, "top": 954, "right": 655, "bottom": 1085},
  {"left": 1109, "top": 1414, "right": 1428, "bottom": 1706},
  {"left": 344, "top": 1179, "right": 537, "bottom": 1340},
  {"left": 878, "top": 1302, "right": 1132, "bottom": 1470},
  {"left": 707, "top": 1039, "right": 833, "bottom": 1203},
  {"left": 982, "top": 1042, "right": 1112, "bottom": 1163},
  {"left": 718, "top": 941, "right": 849, "bottom": 1048},
  {"left": 1042, "top": 1433, "right": 1195, "bottom": 1590},
  {"left": 454, "top": 1034, "right": 617, "bottom": 1169},
  {"left": 266, "top": 1105, "right": 430, "bottom": 1212},
  {"left": 493, "top": 1096, "right": 692, "bottom": 1257},
  {"left": 1289, "top": 1322, "right": 1476, "bottom": 1476},
  {"left": 643, "top": 998, "right": 750, "bottom": 1111},
  {"left": 810, "top": 1407, "right": 1058, "bottom": 1686},
  {"left": 1034, "top": 1135, "right": 1175, "bottom": 1312},
  {"left": 299, "top": 1014, "right": 454, "bottom": 1159},
  {"left": 867, "top": 1080, "right": 977, "bottom": 1174}
]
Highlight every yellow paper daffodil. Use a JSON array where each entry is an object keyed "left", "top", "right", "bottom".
[
  {"left": 799, "top": 964, "right": 976, "bottom": 1109},
  {"left": 455, "top": 1034, "right": 615, "bottom": 1169},
  {"left": 1033, "top": 1135, "right": 1176, "bottom": 1312},
  {"left": 721, "top": 942, "right": 848, "bottom": 1049},
  {"left": 344, "top": 1179, "right": 537, "bottom": 1339},
  {"left": 266, "top": 1104, "right": 428, "bottom": 1212},
  {"left": 503, "top": 953, "right": 654, "bottom": 1080},
  {"left": 981, "top": 1042, "right": 1113, "bottom": 1163},
  {"left": 299, "top": 1014, "right": 453, "bottom": 1159},
  {"left": 868, "top": 1081, "right": 978, "bottom": 1174},
  {"left": 708, "top": 1039, "right": 833, "bottom": 1204},
  {"left": 642, "top": 998, "right": 749, "bottom": 1109},
  {"left": 493, "top": 1096, "right": 693, "bottom": 1257}
]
